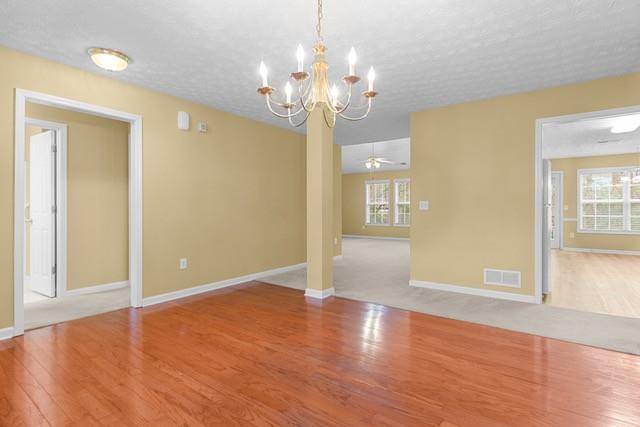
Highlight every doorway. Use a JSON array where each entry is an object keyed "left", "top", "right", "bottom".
[
  {"left": 13, "top": 89, "right": 143, "bottom": 336},
  {"left": 537, "top": 106, "right": 640, "bottom": 317}
]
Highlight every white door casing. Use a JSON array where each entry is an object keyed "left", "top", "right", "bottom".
[
  {"left": 550, "top": 172, "right": 563, "bottom": 250},
  {"left": 542, "top": 160, "right": 551, "bottom": 295},
  {"left": 28, "top": 130, "right": 56, "bottom": 297}
]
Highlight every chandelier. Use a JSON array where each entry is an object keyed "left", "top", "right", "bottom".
[{"left": 256, "top": 0, "right": 378, "bottom": 128}]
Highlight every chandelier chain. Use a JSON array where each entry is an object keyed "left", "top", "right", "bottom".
[{"left": 316, "top": 0, "right": 324, "bottom": 42}]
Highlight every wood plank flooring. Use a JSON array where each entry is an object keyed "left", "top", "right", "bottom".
[
  {"left": 2, "top": 281, "right": 640, "bottom": 426},
  {"left": 548, "top": 250, "right": 640, "bottom": 318}
]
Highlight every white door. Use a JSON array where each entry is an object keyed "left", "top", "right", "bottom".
[
  {"left": 28, "top": 130, "right": 56, "bottom": 297},
  {"left": 550, "top": 172, "right": 562, "bottom": 249}
]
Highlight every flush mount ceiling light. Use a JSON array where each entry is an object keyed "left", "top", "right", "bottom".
[
  {"left": 256, "top": 0, "right": 378, "bottom": 128},
  {"left": 610, "top": 115, "right": 640, "bottom": 134},
  {"left": 88, "top": 47, "right": 131, "bottom": 71}
]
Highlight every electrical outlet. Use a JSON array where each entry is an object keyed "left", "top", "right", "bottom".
[
  {"left": 179, "top": 258, "right": 188, "bottom": 270},
  {"left": 334, "top": 237, "right": 338, "bottom": 245}
]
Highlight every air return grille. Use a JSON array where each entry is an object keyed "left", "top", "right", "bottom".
[{"left": 483, "top": 268, "right": 521, "bottom": 288}]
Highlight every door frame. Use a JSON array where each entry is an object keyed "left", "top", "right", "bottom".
[
  {"left": 534, "top": 104, "right": 640, "bottom": 304},
  {"left": 550, "top": 171, "right": 564, "bottom": 250},
  {"left": 24, "top": 118, "right": 67, "bottom": 299},
  {"left": 14, "top": 89, "right": 143, "bottom": 336}
]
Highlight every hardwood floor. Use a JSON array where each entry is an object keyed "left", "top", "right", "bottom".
[
  {"left": 548, "top": 250, "right": 640, "bottom": 318},
  {"left": 2, "top": 282, "right": 640, "bottom": 426}
]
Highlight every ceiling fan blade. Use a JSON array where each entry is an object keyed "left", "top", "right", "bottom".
[{"left": 377, "top": 159, "right": 396, "bottom": 164}]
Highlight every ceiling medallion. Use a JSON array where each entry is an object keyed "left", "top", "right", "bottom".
[{"left": 256, "top": 0, "right": 377, "bottom": 128}]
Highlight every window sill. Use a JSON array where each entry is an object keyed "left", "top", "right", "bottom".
[
  {"left": 577, "top": 230, "right": 640, "bottom": 236},
  {"left": 393, "top": 224, "right": 411, "bottom": 228},
  {"left": 364, "top": 223, "right": 391, "bottom": 227}
]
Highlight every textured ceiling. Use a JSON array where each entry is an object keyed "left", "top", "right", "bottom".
[
  {"left": 342, "top": 138, "right": 410, "bottom": 174},
  {"left": 543, "top": 113, "right": 640, "bottom": 159},
  {"left": 1, "top": 0, "right": 640, "bottom": 145}
]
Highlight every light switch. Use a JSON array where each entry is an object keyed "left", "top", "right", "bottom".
[
  {"left": 570, "top": 232, "right": 575, "bottom": 239},
  {"left": 179, "top": 258, "right": 188, "bottom": 270},
  {"left": 419, "top": 200, "right": 429, "bottom": 211}
]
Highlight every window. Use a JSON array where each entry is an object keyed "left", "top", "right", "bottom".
[
  {"left": 394, "top": 179, "right": 410, "bottom": 226},
  {"left": 365, "top": 180, "right": 390, "bottom": 225},
  {"left": 578, "top": 167, "right": 640, "bottom": 234}
]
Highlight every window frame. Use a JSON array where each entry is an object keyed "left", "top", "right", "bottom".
[
  {"left": 364, "top": 179, "right": 391, "bottom": 226},
  {"left": 577, "top": 166, "right": 640, "bottom": 235},
  {"left": 393, "top": 178, "right": 411, "bottom": 227}
]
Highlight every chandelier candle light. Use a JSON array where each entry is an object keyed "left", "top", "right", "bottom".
[{"left": 256, "top": 0, "right": 378, "bottom": 128}]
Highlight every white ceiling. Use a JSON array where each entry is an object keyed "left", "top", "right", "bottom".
[
  {"left": 1, "top": 0, "right": 640, "bottom": 145},
  {"left": 543, "top": 114, "right": 640, "bottom": 159},
  {"left": 342, "top": 138, "right": 409, "bottom": 174}
]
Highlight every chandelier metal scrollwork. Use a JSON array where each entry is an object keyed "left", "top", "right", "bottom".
[{"left": 256, "top": 0, "right": 378, "bottom": 128}]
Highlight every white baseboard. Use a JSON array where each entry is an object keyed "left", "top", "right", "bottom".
[
  {"left": 64, "top": 280, "right": 129, "bottom": 296},
  {"left": 563, "top": 247, "right": 640, "bottom": 256},
  {"left": 0, "top": 327, "right": 14, "bottom": 341},
  {"left": 343, "top": 234, "right": 409, "bottom": 241},
  {"left": 304, "top": 287, "right": 335, "bottom": 299},
  {"left": 410, "top": 280, "right": 538, "bottom": 304},
  {"left": 142, "top": 262, "right": 306, "bottom": 307}
]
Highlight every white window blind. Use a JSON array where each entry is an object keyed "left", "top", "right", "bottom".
[
  {"left": 365, "top": 180, "right": 390, "bottom": 225},
  {"left": 578, "top": 167, "right": 640, "bottom": 234},
  {"left": 394, "top": 179, "right": 410, "bottom": 226}
]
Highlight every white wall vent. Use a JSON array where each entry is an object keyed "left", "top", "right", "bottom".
[{"left": 483, "top": 268, "right": 521, "bottom": 288}]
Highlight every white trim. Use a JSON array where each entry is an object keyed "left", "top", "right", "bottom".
[
  {"left": 576, "top": 166, "right": 640, "bottom": 235},
  {"left": 333, "top": 255, "right": 343, "bottom": 260},
  {"left": 63, "top": 280, "right": 129, "bottom": 296},
  {"left": 551, "top": 171, "right": 564, "bottom": 249},
  {"left": 25, "top": 118, "right": 68, "bottom": 298},
  {"left": 0, "top": 327, "right": 14, "bottom": 341},
  {"left": 563, "top": 218, "right": 578, "bottom": 222},
  {"left": 393, "top": 178, "right": 411, "bottom": 227},
  {"left": 364, "top": 179, "right": 391, "bottom": 226},
  {"left": 343, "top": 234, "right": 409, "bottom": 241},
  {"left": 142, "top": 263, "right": 306, "bottom": 307},
  {"left": 535, "top": 104, "right": 640, "bottom": 307},
  {"left": 304, "top": 287, "right": 335, "bottom": 299},
  {"left": 410, "top": 280, "right": 537, "bottom": 303},
  {"left": 562, "top": 247, "right": 640, "bottom": 256},
  {"left": 14, "top": 89, "right": 143, "bottom": 337}
]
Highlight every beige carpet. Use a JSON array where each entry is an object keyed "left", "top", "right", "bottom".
[
  {"left": 24, "top": 287, "right": 130, "bottom": 330},
  {"left": 262, "top": 237, "right": 640, "bottom": 355}
]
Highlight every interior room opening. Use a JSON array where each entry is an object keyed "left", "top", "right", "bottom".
[
  {"left": 22, "top": 102, "right": 131, "bottom": 330},
  {"left": 541, "top": 109, "right": 640, "bottom": 318}
]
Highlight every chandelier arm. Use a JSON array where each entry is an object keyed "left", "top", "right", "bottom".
[
  {"left": 288, "top": 109, "right": 312, "bottom": 127},
  {"left": 333, "top": 84, "right": 354, "bottom": 114},
  {"left": 337, "top": 98, "right": 372, "bottom": 121},
  {"left": 322, "top": 108, "right": 336, "bottom": 128},
  {"left": 297, "top": 81, "right": 315, "bottom": 112},
  {"left": 265, "top": 95, "right": 306, "bottom": 118}
]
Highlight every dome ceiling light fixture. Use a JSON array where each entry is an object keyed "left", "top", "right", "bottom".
[
  {"left": 88, "top": 47, "right": 131, "bottom": 72},
  {"left": 256, "top": 0, "right": 378, "bottom": 128}
]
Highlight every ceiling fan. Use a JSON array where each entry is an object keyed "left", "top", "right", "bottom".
[{"left": 362, "top": 143, "right": 403, "bottom": 169}]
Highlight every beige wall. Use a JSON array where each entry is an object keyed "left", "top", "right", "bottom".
[
  {"left": 342, "top": 170, "right": 410, "bottom": 239},
  {"left": 26, "top": 104, "right": 129, "bottom": 290},
  {"left": 0, "top": 46, "right": 307, "bottom": 329},
  {"left": 551, "top": 154, "right": 640, "bottom": 252},
  {"left": 411, "top": 71, "right": 640, "bottom": 297}
]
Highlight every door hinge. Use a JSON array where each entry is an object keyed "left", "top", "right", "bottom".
[
  {"left": 52, "top": 143, "right": 57, "bottom": 153},
  {"left": 51, "top": 205, "right": 57, "bottom": 214},
  {"left": 52, "top": 265, "right": 56, "bottom": 275}
]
